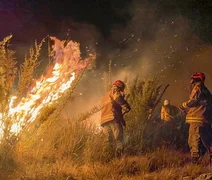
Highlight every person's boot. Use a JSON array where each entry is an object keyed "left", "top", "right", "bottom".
[
  {"left": 191, "top": 152, "right": 200, "bottom": 164},
  {"left": 191, "top": 154, "right": 200, "bottom": 164},
  {"left": 191, "top": 156, "right": 199, "bottom": 164}
]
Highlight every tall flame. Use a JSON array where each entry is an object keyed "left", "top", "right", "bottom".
[{"left": 0, "top": 37, "right": 90, "bottom": 137}]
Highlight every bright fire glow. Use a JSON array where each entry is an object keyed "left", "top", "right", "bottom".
[{"left": 0, "top": 37, "right": 90, "bottom": 137}]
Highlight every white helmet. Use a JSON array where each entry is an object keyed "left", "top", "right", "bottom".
[{"left": 164, "top": 99, "right": 170, "bottom": 106}]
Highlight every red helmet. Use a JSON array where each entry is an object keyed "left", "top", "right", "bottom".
[
  {"left": 191, "top": 72, "right": 205, "bottom": 83},
  {"left": 113, "top": 80, "right": 126, "bottom": 91}
]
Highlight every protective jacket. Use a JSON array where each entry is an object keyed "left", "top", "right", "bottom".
[
  {"left": 182, "top": 81, "right": 212, "bottom": 123},
  {"left": 161, "top": 105, "right": 178, "bottom": 121},
  {"left": 101, "top": 89, "right": 131, "bottom": 126}
]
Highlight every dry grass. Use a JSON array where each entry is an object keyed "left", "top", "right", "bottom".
[
  {"left": 11, "top": 75, "right": 209, "bottom": 179},
  {"left": 17, "top": 39, "right": 45, "bottom": 100},
  {"left": 12, "top": 151, "right": 209, "bottom": 180},
  {"left": 0, "top": 35, "right": 211, "bottom": 180},
  {"left": 0, "top": 35, "right": 95, "bottom": 178}
]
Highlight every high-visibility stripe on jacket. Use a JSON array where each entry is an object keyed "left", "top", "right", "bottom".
[{"left": 182, "top": 82, "right": 212, "bottom": 123}]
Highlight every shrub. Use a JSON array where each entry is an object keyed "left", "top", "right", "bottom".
[{"left": 0, "top": 35, "right": 194, "bottom": 179}]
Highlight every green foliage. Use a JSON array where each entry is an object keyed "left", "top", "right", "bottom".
[{"left": 124, "top": 76, "right": 162, "bottom": 153}]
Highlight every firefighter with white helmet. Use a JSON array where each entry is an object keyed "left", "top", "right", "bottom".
[
  {"left": 160, "top": 99, "right": 180, "bottom": 143},
  {"left": 101, "top": 80, "right": 131, "bottom": 157},
  {"left": 179, "top": 72, "right": 212, "bottom": 164},
  {"left": 161, "top": 99, "right": 177, "bottom": 121},
  {"left": 164, "top": 99, "right": 169, "bottom": 105}
]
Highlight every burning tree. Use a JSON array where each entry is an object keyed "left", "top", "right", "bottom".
[{"left": 0, "top": 35, "right": 95, "bottom": 144}]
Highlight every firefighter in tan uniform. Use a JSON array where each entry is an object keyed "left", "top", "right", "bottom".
[
  {"left": 161, "top": 99, "right": 178, "bottom": 122},
  {"left": 161, "top": 99, "right": 181, "bottom": 144},
  {"left": 101, "top": 80, "right": 131, "bottom": 157},
  {"left": 180, "top": 72, "right": 212, "bottom": 163}
]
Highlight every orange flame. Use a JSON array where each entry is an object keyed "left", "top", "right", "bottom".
[{"left": 0, "top": 37, "right": 91, "bottom": 137}]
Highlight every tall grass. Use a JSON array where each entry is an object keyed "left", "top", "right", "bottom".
[
  {"left": 0, "top": 35, "right": 19, "bottom": 176},
  {"left": 15, "top": 66, "right": 189, "bottom": 179},
  {"left": 0, "top": 35, "right": 204, "bottom": 179},
  {"left": 0, "top": 35, "right": 95, "bottom": 178},
  {"left": 124, "top": 76, "right": 162, "bottom": 153},
  {"left": 15, "top": 71, "right": 186, "bottom": 162}
]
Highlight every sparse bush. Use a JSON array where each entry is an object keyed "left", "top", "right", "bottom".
[
  {"left": 124, "top": 76, "right": 163, "bottom": 153},
  {"left": 14, "top": 72, "right": 190, "bottom": 179},
  {"left": 0, "top": 35, "right": 95, "bottom": 178},
  {"left": 0, "top": 35, "right": 210, "bottom": 180}
]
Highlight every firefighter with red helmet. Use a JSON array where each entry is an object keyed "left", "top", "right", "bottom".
[
  {"left": 101, "top": 80, "right": 131, "bottom": 157},
  {"left": 179, "top": 72, "right": 212, "bottom": 163}
]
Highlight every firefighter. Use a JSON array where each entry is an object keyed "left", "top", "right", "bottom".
[
  {"left": 179, "top": 72, "right": 212, "bottom": 164},
  {"left": 160, "top": 99, "right": 180, "bottom": 145},
  {"left": 161, "top": 99, "right": 178, "bottom": 122},
  {"left": 101, "top": 80, "right": 131, "bottom": 157}
]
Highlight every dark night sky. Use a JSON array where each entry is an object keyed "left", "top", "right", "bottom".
[
  {"left": 1, "top": 0, "right": 212, "bottom": 104},
  {"left": 0, "top": 0, "right": 132, "bottom": 41},
  {"left": 1, "top": 0, "right": 212, "bottom": 43}
]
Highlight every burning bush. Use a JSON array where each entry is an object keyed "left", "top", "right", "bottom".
[
  {"left": 0, "top": 35, "right": 191, "bottom": 179},
  {"left": 0, "top": 35, "right": 96, "bottom": 176}
]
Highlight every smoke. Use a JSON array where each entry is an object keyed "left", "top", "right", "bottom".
[
  {"left": 62, "top": 0, "right": 212, "bottom": 120},
  {"left": 96, "top": 2, "right": 212, "bottom": 105},
  {"left": 3, "top": 0, "right": 212, "bottom": 119}
]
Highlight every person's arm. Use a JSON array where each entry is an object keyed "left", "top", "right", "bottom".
[
  {"left": 114, "top": 92, "right": 131, "bottom": 114},
  {"left": 182, "top": 85, "right": 201, "bottom": 109},
  {"left": 122, "top": 102, "right": 131, "bottom": 115},
  {"left": 161, "top": 107, "right": 165, "bottom": 120}
]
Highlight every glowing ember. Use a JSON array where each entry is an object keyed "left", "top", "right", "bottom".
[{"left": 0, "top": 37, "right": 92, "bottom": 137}]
